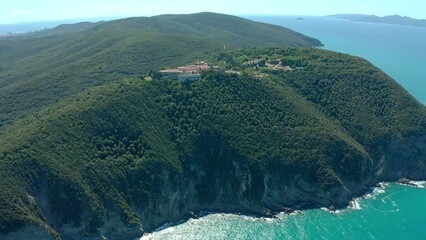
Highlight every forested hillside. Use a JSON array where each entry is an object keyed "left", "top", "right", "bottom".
[
  {"left": 1, "top": 48, "right": 425, "bottom": 239},
  {"left": 0, "top": 12, "right": 321, "bottom": 131}
]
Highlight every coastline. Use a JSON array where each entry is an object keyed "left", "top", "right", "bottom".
[{"left": 140, "top": 179, "right": 425, "bottom": 239}]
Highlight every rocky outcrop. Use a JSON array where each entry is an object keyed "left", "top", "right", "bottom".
[
  {"left": 134, "top": 134, "right": 426, "bottom": 236},
  {"left": 377, "top": 135, "right": 426, "bottom": 181},
  {"left": 22, "top": 135, "right": 423, "bottom": 240},
  {"left": 5, "top": 133, "right": 424, "bottom": 240},
  {"left": 397, "top": 178, "right": 418, "bottom": 187}
]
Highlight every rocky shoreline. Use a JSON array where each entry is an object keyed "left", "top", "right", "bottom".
[
  {"left": 141, "top": 178, "right": 425, "bottom": 239},
  {"left": 397, "top": 178, "right": 425, "bottom": 188},
  {"left": 2, "top": 176, "right": 425, "bottom": 240},
  {"left": 2, "top": 133, "right": 425, "bottom": 240}
]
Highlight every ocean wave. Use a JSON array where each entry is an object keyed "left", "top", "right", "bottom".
[
  {"left": 320, "top": 207, "right": 343, "bottom": 214},
  {"left": 140, "top": 219, "right": 185, "bottom": 240},
  {"left": 276, "top": 210, "right": 301, "bottom": 220},
  {"left": 363, "top": 187, "right": 385, "bottom": 200},
  {"left": 349, "top": 199, "right": 362, "bottom": 210},
  {"left": 140, "top": 181, "right": 410, "bottom": 239},
  {"left": 324, "top": 182, "right": 392, "bottom": 214},
  {"left": 289, "top": 210, "right": 302, "bottom": 216},
  {"left": 409, "top": 181, "right": 426, "bottom": 188},
  {"left": 140, "top": 225, "right": 176, "bottom": 240}
]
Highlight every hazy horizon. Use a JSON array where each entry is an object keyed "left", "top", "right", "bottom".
[
  {"left": 1, "top": 12, "right": 425, "bottom": 26},
  {"left": 1, "top": 0, "right": 425, "bottom": 24}
]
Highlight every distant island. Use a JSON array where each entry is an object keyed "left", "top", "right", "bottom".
[{"left": 328, "top": 14, "right": 426, "bottom": 28}]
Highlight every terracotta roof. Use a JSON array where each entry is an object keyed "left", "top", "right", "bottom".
[{"left": 162, "top": 62, "right": 210, "bottom": 74}]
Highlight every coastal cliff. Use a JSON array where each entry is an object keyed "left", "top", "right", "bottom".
[
  {"left": 5, "top": 134, "right": 423, "bottom": 240},
  {"left": 1, "top": 48, "right": 425, "bottom": 239}
]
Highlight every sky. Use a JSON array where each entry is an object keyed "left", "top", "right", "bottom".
[{"left": 0, "top": 0, "right": 425, "bottom": 24}]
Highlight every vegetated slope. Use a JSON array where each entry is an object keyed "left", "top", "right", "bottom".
[
  {"left": 1, "top": 48, "right": 425, "bottom": 240},
  {"left": 0, "top": 12, "right": 322, "bottom": 130}
]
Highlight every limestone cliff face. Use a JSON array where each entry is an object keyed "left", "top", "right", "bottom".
[
  {"left": 135, "top": 134, "right": 426, "bottom": 236},
  {"left": 5, "top": 136, "right": 423, "bottom": 240},
  {"left": 377, "top": 135, "right": 426, "bottom": 181},
  {"left": 4, "top": 132, "right": 425, "bottom": 240}
]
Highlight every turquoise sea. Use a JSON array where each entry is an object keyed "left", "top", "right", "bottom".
[
  {"left": 141, "top": 16, "right": 426, "bottom": 239},
  {"left": 248, "top": 16, "right": 426, "bottom": 105},
  {"left": 141, "top": 183, "right": 426, "bottom": 240},
  {"left": 3, "top": 16, "right": 424, "bottom": 240}
]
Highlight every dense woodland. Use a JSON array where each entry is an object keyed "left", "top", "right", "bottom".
[
  {"left": 0, "top": 12, "right": 321, "bottom": 131},
  {"left": 1, "top": 46, "right": 425, "bottom": 238}
]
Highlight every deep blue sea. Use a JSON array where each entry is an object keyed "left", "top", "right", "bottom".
[
  {"left": 141, "top": 16, "right": 426, "bottom": 239},
  {"left": 248, "top": 16, "right": 426, "bottom": 105},
  {"left": 2, "top": 16, "right": 425, "bottom": 106}
]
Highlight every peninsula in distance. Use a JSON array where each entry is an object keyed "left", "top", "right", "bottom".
[
  {"left": 328, "top": 14, "right": 426, "bottom": 28},
  {"left": 0, "top": 12, "right": 425, "bottom": 240}
]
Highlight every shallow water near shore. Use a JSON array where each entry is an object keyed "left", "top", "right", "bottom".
[{"left": 141, "top": 183, "right": 426, "bottom": 239}]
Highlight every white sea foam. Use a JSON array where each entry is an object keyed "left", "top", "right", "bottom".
[
  {"left": 140, "top": 225, "right": 176, "bottom": 240},
  {"left": 364, "top": 187, "right": 385, "bottom": 200},
  {"left": 139, "top": 220, "right": 181, "bottom": 240},
  {"left": 376, "top": 188, "right": 386, "bottom": 194},
  {"left": 289, "top": 210, "right": 302, "bottom": 216},
  {"left": 241, "top": 215, "right": 257, "bottom": 222},
  {"left": 363, "top": 182, "right": 388, "bottom": 200},
  {"left": 334, "top": 209, "right": 342, "bottom": 214},
  {"left": 140, "top": 181, "right": 411, "bottom": 239},
  {"left": 261, "top": 217, "right": 275, "bottom": 223},
  {"left": 140, "top": 233, "right": 154, "bottom": 240},
  {"left": 349, "top": 199, "right": 362, "bottom": 210},
  {"left": 276, "top": 211, "right": 301, "bottom": 220},
  {"left": 410, "top": 181, "right": 426, "bottom": 188},
  {"left": 396, "top": 179, "right": 426, "bottom": 188},
  {"left": 341, "top": 182, "right": 391, "bottom": 212},
  {"left": 321, "top": 207, "right": 343, "bottom": 214}
]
